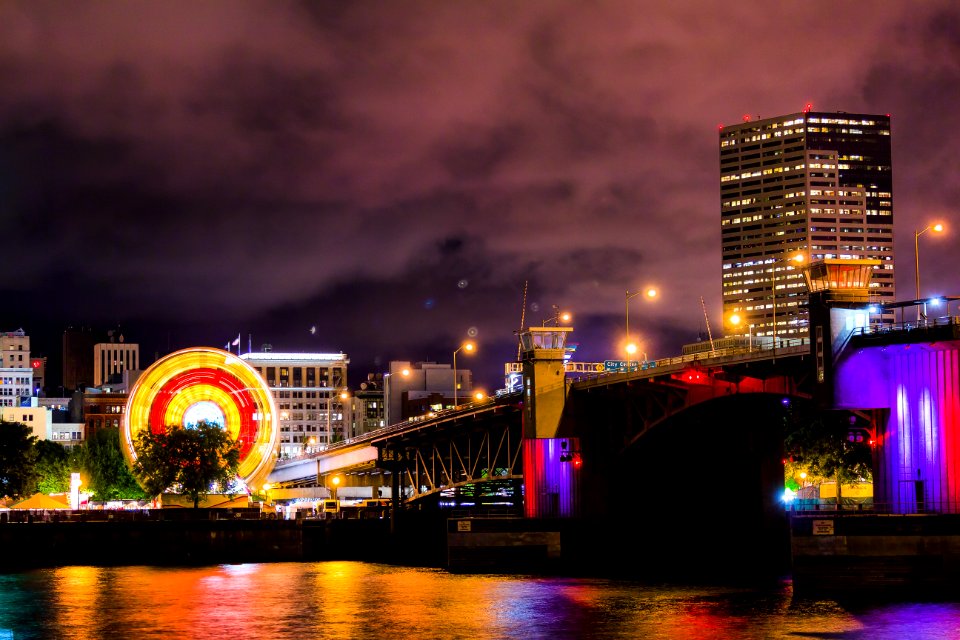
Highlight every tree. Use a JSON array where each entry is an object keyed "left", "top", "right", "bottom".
[
  {"left": 34, "top": 440, "right": 73, "bottom": 494},
  {"left": 133, "top": 421, "right": 240, "bottom": 508},
  {"left": 785, "top": 408, "right": 873, "bottom": 506},
  {"left": 0, "top": 420, "right": 38, "bottom": 498},
  {"left": 79, "top": 428, "right": 145, "bottom": 501}
]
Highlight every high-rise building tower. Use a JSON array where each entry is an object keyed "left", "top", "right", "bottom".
[{"left": 719, "top": 109, "right": 895, "bottom": 343}]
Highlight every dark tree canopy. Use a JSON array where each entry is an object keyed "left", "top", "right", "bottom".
[
  {"left": 79, "top": 428, "right": 145, "bottom": 501},
  {"left": 784, "top": 406, "right": 873, "bottom": 504},
  {"left": 132, "top": 421, "right": 240, "bottom": 508},
  {"left": 0, "top": 420, "right": 38, "bottom": 498},
  {"left": 34, "top": 439, "right": 74, "bottom": 494}
]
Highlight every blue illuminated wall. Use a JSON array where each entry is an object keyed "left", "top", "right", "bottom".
[
  {"left": 523, "top": 437, "right": 580, "bottom": 518},
  {"left": 835, "top": 342, "right": 960, "bottom": 513}
]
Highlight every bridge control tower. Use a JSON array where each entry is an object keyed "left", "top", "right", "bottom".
[
  {"left": 804, "top": 258, "right": 881, "bottom": 405},
  {"left": 517, "top": 326, "right": 580, "bottom": 518}
]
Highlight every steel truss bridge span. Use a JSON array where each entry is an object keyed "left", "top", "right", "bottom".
[{"left": 267, "top": 394, "right": 524, "bottom": 504}]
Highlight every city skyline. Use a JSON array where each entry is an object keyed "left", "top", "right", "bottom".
[{"left": 2, "top": 2, "right": 958, "bottom": 390}]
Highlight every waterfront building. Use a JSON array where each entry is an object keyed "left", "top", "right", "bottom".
[
  {"left": 1, "top": 406, "right": 50, "bottom": 440},
  {"left": 1, "top": 329, "right": 33, "bottom": 408},
  {"left": 351, "top": 373, "right": 385, "bottom": 438},
  {"left": 38, "top": 396, "right": 82, "bottom": 446},
  {"left": 720, "top": 108, "right": 895, "bottom": 342},
  {"left": 384, "top": 360, "right": 473, "bottom": 427},
  {"left": 240, "top": 350, "right": 350, "bottom": 458},
  {"left": 50, "top": 421, "right": 84, "bottom": 448},
  {"left": 81, "top": 389, "right": 127, "bottom": 441}
]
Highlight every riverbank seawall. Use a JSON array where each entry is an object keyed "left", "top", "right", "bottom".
[
  {"left": 0, "top": 510, "right": 417, "bottom": 571},
  {"left": 791, "top": 512, "right": 960, "bottom": 597}
]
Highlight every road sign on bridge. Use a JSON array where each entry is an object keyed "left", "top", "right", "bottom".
[{"left": 603, "top": 360, "right": 641, "bottom": 373}]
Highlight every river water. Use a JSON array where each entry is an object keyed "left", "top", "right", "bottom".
[{"left": 1, "top": 562, "right": 959, "bottom": 639}]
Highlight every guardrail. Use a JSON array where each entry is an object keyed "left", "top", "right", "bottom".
[
  {"left": 788, "top": 499, "right": 960, "bottom": 515},
  {"left": 276, "top": 393, "right": 514, "bottom": 465},
  {"left": 851, "top": 315, "right": 959, "bottom": 338},
  {"left": 566, "top": 339, "right": 812, "bottom": 384}
]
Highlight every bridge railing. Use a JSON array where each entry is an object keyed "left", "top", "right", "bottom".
[
  {"left": 277, "top": 394, "right": 514, "bottom": 464},
  {"left": 850, "top": 314, "right": 959, "bottom": 339},
  {"left": 565, "top": 338, "right": 812, "bottom": 383},
  {"left": 788, "top": 498, "right": 960, "bottom": 516}
]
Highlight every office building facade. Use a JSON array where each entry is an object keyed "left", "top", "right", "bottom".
[
  {"left": 383, "top": 360, "right": 473, "bottom": 427},
  {"left": 240, "top": 351, "right": 350, "bottom": 458},
  {"left": 93, "top": 338, "right": 139, "bottom": 387},
  {"left": 351, "top": 373, "right": 386, "bottom": 438},
  {"left": 1, "top": 329, "right": 33, "bottom": 407},
  {"left": 720, "top": 109, "right": 895, "bottom": 342}
]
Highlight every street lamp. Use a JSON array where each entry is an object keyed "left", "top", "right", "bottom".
[
  {"left": 729, "top": 313, "right": 754, "bottom": 352},
  {"left": 452, "top": 341, "right": 476, "bottom": 407},
  {"left": 542, "top": 305, "right": 572, "bottom": 326},
  {"left": 330, "top": 475, "right": 340, "bottom": 501},
  {"left": 625, "top": 287, "right": 657, "bottom": 355},
  {"left": 325, "top": 387, "right": 350, "bottom": 446},
  {"left": 770, "top": 253, "right": 805, "bottom": 353},
  {"left": 915, "top": 222, "right": 945, "bottom": 322}
]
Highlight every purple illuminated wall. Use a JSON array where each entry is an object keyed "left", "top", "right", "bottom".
[
  {"left": 523, "top": 437, "right": 580, "bottom": 518},
  {"left": 835, "top": 342, "right": 960, "bottom": 513}
]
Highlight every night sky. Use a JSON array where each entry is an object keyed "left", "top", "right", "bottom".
[{"left": 2, "top": 2, "right": 958, "bottom": 391}]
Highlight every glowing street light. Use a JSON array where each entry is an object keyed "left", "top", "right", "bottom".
[
  {"left": 325, "top": 387, "right": 350, "bottom": 446},
  {"left": 452, "top": 341, "right": 476, "bottom": 407},
  {"left": 771, "top": 253, "right": 804, "bottom": 355},
  {"left": 915, "top": 222, "right": 945, "bottom": 321},
  {"left": 729, "top": 313, "right": 754, "bottom": 352},
  {"left": 625, "top": 287, "right": 657, "bottom": 355},
  {"left": 624, "top": 341, "right": 647, "bottom": 362},
  {"left": 330, "top": 475, "right": 341, "bottom": 501},
  {"left": 542, "top": 305, "right": 573, "bottom": 326}
]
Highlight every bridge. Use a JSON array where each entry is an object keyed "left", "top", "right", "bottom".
[
  {"left": 267, "top": 338, "right": 817, "bottom": 507},
  {"left": 264, "top": 260, "right": 960, "bottom": 523},
  {"left": 262, "top": 259, "right": 960, "bottom": 577}
]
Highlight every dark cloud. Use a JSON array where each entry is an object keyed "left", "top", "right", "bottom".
[{"left": 1, "top": 1, "right": 958, "bottom": 391}]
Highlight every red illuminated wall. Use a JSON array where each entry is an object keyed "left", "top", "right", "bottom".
[{"left": 523, "top": 438, "right": 580, "bottom": 518}]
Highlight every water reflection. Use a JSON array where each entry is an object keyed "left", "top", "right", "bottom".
[{"left": 1, "top": 563, "right": 960, "bottom": 639}]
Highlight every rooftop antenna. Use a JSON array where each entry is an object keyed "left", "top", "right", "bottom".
[
  {"left": 516, "top": 280, "right": 528, "bottom": 361},
  {"left": 700, "top": 296, "right": 716, "bottom": 354}
]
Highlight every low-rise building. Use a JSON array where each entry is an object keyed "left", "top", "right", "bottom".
[
  {"left": 241, "top": 350, "right": 350, "bottom": 458},
  {"left": 384, "top": 360, "right": 473, "bottom": 427},
  {"left": 1, "top": 329, "right": 33, "bottom": 408}
]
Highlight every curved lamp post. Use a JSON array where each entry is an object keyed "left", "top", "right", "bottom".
[
  {"left": 770, "top": 252, "right": 805, "bottom": 356},
  {"left": 729, "top": 313, "right": 754, "bottom": 352},
  {"left": 915, "top": 222, "right": 944, "bottom": 321},
  {"left": 625, "top": 287, "right": 657, "bottom": 357},
  {"left": 452, "top": 341, "right": 476, "bottom": 407}
]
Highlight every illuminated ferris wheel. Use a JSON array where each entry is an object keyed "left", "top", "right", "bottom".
[{"left": 122, "top": 347, "right": 279, "bottom": 491}]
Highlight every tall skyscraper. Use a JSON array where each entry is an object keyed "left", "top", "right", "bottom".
[{"left": 719, "top": 108, "right": 894, "bottom": 343}]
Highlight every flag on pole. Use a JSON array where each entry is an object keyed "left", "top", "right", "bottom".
[{"left": 232, "top": 334, "right": 241, "bottom": 346}]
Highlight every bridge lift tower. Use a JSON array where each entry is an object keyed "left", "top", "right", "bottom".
[{"left": 518, "top": 325, "right": 580, "bottom": 518}]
